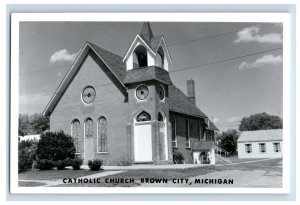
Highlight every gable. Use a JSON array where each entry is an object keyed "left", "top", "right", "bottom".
[
  {"left": 238, "top": 129, "right": 283, "bottom": 143},
  {"left": 43, "top": 42, "right": 127, "bottom": 116}
]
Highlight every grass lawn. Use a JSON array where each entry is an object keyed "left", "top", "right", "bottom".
[
  {"left": 19, "top": 181, "right": 47, "bottom": 187},
  {"left": 19, "top": 169, "right": 105, "bottom": 180},
  {"left": 56, "top": 158, "right": 282, "bottom": 187}
]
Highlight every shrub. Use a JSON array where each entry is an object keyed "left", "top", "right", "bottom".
[
  {"left": 37, "top": 159, "right": 54, "bottom": 170},
  {"left": 63, "top": 157, "right": 74, "bottom": 167},
  {"left": 173, "top": 150, "right": 184, "bottom": 164},
  {"left": 72, "top": 157, "right": 84, "bottom": 170},
  {"left": 37, "top": 131, "right": 76, "bottom": 161},
  {"left": 88, "top": 159, "right": 103, "bottom": 171},
  {"left": 55, "top": 160, "right": 67, "bottom": 170},
  {"left": 18, "top": 140, "right": 38, "bottom": 171}
]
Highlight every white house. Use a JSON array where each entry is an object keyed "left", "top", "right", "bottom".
[{"left": 237, "top": 129, "right": 282, "bottom": 159}]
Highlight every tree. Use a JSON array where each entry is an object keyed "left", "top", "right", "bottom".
[
  {"left": 37, "top": 131, "right": 76, "bottom": 161},
  {"left": 30, "top": 113, "right": 50, "bottom": 134},
  {"left": 18, "top": 113, "right": 49, "bottom": 135},
  {"left": 216, "top": 129, "right": 240, "bottom": 155},
  {"left": 239, "top": 112, "right": 282, "bottom": 131}
]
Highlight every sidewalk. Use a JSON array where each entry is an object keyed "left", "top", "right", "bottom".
[
  {"left": 19, "top": 170, "right": 125, "bottom": 187},
  {"left": 80, "top": 163, "right": 211, "bottom": 170}
]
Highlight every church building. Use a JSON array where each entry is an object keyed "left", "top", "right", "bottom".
[{"left": 43, "top": 22, "right": 218, "bottom": 165}]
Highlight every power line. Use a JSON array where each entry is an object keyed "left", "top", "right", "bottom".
[
  {"left": 20, "top": 47, "right": 282, "bottom": 99},
  {"left": 167, "top": 23, "right": 279, "bottom": 47},
  {"left": 19, "top": 64, "right": 70, "bottom": 76},
  {"left": 169, "top": 47, "right": 282, "bottom": 73},
  {"left": 19, "top": 23, "right": 280, "bottom": 77}
]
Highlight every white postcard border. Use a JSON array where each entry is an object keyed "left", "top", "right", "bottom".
[{"left": 10, "top": 12, "right": 291, "bottom": 194}]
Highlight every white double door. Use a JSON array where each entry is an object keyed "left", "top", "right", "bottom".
[{"left": 134, "top": 122, "right": 152, "bottom": 162}]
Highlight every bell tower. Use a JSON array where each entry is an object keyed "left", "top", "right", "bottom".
[{"left": 123, "top": 22, "right": 173, "bottom": 164}]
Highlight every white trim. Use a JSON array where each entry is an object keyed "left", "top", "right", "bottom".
[
  {"left": 80, "top": 85, "right": 96, "bottom": 106},
  {"left": 135, "top": 84, "right": 150, "bottom": 102},
  {"left": 88, "top": 43, "right": 127, "bottom": 91},
  {"left": 43, "top": 42, "right": 127, "bottom": 116},
  {"left": 123, "top": 34, "right": 155, "bottom": 62},
  {"left": 158, "top": 85, "right": 166, "bottom": 102},
  {"left": 186, "top": 118, "right": 191, "bottom": 148},
  {"left": 71, "top": 119, "right": 81, "bottom": 154},
  {"left": 156, "top": 37, "right": 172, "bottom": 63},
  {"left": 42, "top": 43, "right": 89, "bottom": 116},
  {"left": 158, "top": 111, "right": 168, "bottom": 160},
  {"left": 96, "top": 116, "right": 108, "bottom": 153},
  {"left": 171, "top": 115, "right": 177, "bottom": 148}
]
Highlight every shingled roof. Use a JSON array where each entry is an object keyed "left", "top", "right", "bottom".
[
  {"left": 204, "top": 118, "right": 219, "bottom": 131},
  {"left": 238, "top": 129, "right": 283, "bottom": 143},
  {"left": 123, "top": 66, "right": 172, "bottom": 85},
  {"left": 168, "top": 85, "right": 208, "bottom": 118},
  {"left": 88, "top": 42, "right": 127, "bottom": 82},
  {"left": 192, "top": 141, "right": 215, "bottom": 151}
]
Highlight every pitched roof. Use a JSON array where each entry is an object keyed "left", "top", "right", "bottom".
[
  {"left": 205, "top": 119, "right": 219, "bottom": 131},
  {"left": 150, "top": 36, "right": 163, "bottom": 52},
  {"left": 168, "top": 85, "right": 208, "bottom": 118},
  {"left": 43, "top": 42, "right": 127, "bottom": 116},
  {"left": 192, "top": 141, "right": 214, "bottom": 151},
  {"left": 44, "top": 40, "right": 214, "bottom": 124},
  {"left": 123, "top": 66, "right": 172, "bottom": 85},
  {"left": 140, "top": 22, "right": 154, "bottom": 43},
  {"left": 238, "top": 129, "right": 283, "bottom": 143},
  {"left": 88, "top": 42, "right": 126, "bottom": 81}
]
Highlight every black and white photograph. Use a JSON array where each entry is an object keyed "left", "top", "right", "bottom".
[{"left": 10, "top": 13, "right": 290, "bottom": 193}]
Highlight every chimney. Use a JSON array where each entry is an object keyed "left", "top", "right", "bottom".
[{"left": 187, "top": 79, "right": 195, "bottom": 105}]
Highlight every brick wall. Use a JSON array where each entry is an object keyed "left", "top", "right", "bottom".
[{"left": 50, "top": 53, "right": 131, "bottom": 165}]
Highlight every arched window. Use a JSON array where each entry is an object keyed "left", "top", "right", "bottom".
[
  {"left": 71, "top": 119, "right": 80, "bottom": 153},
  {"left": 155, "top": 46, "right": 164, "bottom": 68},
  {"left": 134, "top": 45, "right": 148, "bottom": 68},
  {"left": 85, "top": 118, "right": 93, "bottom": 138},
  {"left": 98, "top": 117, "right": 107, "bottom": 152},
  {"left": 136, "top": 111, "right": 151, "bottom": 122},
  {"left": 171, "top": 115, "right": 177, "bottom": 147},
  {"left": 186, "top": 118, "right": 190, "bottom": 148},
  {"left": 158, "top": 112, "right": 164, "bottom": 122}
]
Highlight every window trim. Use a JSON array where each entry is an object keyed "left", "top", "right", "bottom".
[
  {"left": 171, "top": 115, "right": 177, "bottom": 148},
  {"left": 259, "top": 143, "right": 266, "bottom": 153},
  {"left": 273, "top": 142, "right": 281, "bottom": 153},
  {"left": 186, "top": 118, "right": 191, "bottom": 149},
  {"left": 97, "top": 116, "right": 108, "bottom": 153},
  {"left": 84, "top": 118, "right": 93, "bottom": 138},
  {"left": 245, "top": 143, "right": 252, "bottom": 154},
  {"left": 71, "top": 119, "right": 81, "bottom": 154}
]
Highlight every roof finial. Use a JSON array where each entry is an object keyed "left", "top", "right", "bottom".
[{"left": 140, "top": 22, "right": 154, "bottom": 43}]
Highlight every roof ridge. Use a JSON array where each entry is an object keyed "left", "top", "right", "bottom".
[{"left": 87, "top": 41, "right": 124, "bottom": 60}]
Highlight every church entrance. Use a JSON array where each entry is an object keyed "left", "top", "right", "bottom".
[{"left": 133, "top": 111, "right": 152, "bottom": 162}]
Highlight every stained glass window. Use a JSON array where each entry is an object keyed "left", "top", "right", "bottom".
[
  {"left": 98, "top": 117, "right": 107, "bottom": 152},
  {"left": 71, "top": 119, "right": 80, "bottom": 153},
  {"left": 85, "top": 118, "right": 93, "bottom": 138}
]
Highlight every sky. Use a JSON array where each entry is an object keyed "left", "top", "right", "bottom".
[{"left": 19, "top": 21, "right": 283, "bottom": 131}]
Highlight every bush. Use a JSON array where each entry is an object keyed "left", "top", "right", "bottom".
[
  {"left": 55, "top": 160, "right": 67, "bottom": 170},
  {"left": 72, "top": 157, "right": 84, "bottom": 170},
  {"left": 18, "top": 140, "right": 38, "bottom": 171},
  {"left": 37, "top": 131, "right": 76, "bottom": 161},
  {"left": 37, "top": 159, "right": 54, "bottom": 170},
  {"left": 173, "top": 150, "right": 184, "bottom": 164},
  {"left": 88, "top": 159, "right": 103, "bottom": 171}
]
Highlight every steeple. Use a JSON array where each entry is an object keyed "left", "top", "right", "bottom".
[{"left": 140, "top": 22, "right": 154, "bottom": 43}]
